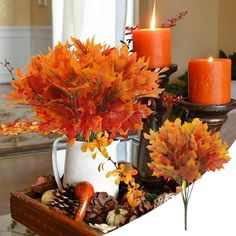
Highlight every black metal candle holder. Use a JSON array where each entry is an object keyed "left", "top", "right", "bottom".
[
  {"left": 137, "top": 64, "right": 178, "bottom": 193},
  {"left": 179, "top": 99, "right": 236, "bottom": 133}
]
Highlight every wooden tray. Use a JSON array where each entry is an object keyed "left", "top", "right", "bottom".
[{"left": 10, "top": 187, "right": 103, "bottom": 236}]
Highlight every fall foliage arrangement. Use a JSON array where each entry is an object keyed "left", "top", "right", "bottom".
[
  {"left": 0, "top": 9, "right": 232, "bottom": 232},
  {"left": 0, "top": 38, "right": 162, "bottom": 143},
  {"left": 145, "top": 118, "right": 230, "bottom": 230}
]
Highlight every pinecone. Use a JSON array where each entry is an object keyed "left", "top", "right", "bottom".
[
  {"left": 133, "top": 192, "right": 153, "bottom": 216},
  {"left": 49, "top": 184, "right": 79, "bottom": 218},
  {"left": 153, "top": 192, "right": 176, "bottom": 208},
  {"left": 84, "top": 192, "right": 118, "bottom": 224}
]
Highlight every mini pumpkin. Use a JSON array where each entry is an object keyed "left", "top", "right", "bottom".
[{"left": 106, "top": 208, "right": 128, "bottom": 227}]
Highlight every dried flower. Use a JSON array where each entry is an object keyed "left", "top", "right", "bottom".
[
  {"left": 162, "top": 93, "right": 183, "bottom": 108},
  {"left": 125, "top": 25, "right": 141, "bottom": 36},
  {"left": 161, "top": 10, "right": 188, "bottom": 28},
  {"left": 121, "top": 25, "right": 141, "bottom": 52},
  {"left": 0, "top": 59, "right": 15, "bottom": 81},
  {"left": 85, "top": 192, "right": 118, "bottom": 224}
]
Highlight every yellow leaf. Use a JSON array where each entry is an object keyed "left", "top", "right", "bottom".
[
  {"left": 98, "top": 162, "right": 104, "bottom": 172},
  {"left": 92, "top": 152, "right": 97, "bottom": 159}
]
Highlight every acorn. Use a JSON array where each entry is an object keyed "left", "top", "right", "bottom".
[{"left": 74, "top": 181, "right": 95, "bottom": 222}]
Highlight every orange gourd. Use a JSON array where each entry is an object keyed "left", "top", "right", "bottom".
[{"left": 74, "top": 181, "right": 95, "bottom": 222}]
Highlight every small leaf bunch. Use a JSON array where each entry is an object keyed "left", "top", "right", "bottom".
[
  {"left": 1, "top": 38, "right": 162, "bottom": 144},
  {"left": 81, "top": 131, "right": 112, "bottom": 159},
  {"left": 0, "top": 119, "right": 39, "bottom": 135},
  {"left": 145, "top": 118, "right": 230, "bottom": 230},
  {"left": 106, "top": 163, "right": 143, "bottom": 208}
]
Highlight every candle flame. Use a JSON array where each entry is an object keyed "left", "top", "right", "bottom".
[
  {"left": 208, "top": 57, "right": 213, "bottom": 62},
  {"left": 150, "top": 2, "right": 156, "bottom": 29}
]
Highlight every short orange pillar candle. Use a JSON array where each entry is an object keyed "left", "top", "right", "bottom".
[{"left": 188, "top": 58, "right": 231, "bottom": 105}]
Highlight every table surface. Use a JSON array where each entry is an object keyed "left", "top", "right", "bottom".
[
  {"left": 0, "top": 214, "right": 37, "bottom": 236},
  {"left": 1, "top": 140, "right": 236, "bottom": 236},
  {"left": 0, "top": 84, "right": 58, "bottom": 156}
]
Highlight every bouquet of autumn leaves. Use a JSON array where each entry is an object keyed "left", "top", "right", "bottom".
[
  {"left": 145, "top": 118, "right": 230, "bottom": 230},
  {"left": 0, "top": 38, "right": 163, "bottom": 211},
  {"left": 0, "top": 38, "right": 162, "bottom": 143}
]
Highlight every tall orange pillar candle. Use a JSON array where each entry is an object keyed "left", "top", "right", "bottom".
[
  {"left": 132, "top": 4, "right": 171, "bottom": 69},
  {"left": 132, "top": 29, "right": 171, "bottom": 69},
  {"left": 188, "top": 58, "right": 231, "bottom": 105}
]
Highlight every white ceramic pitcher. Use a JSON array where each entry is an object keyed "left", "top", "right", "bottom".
[{"left": 52, "top": 138, "right": 119, "bottom": 197}]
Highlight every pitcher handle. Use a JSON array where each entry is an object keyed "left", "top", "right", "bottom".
[{"left": 52, "top": 137, "right": 66, "bottom": 189}]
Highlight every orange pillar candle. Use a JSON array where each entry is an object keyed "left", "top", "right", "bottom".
[
  {"left": 132, "top": 4, "right": 171, "bottom": 69},
  {"left": 188, "top": 58, "right": 231, "bottom": 105},
  {"left": 132, "top": 28, "right": 171, "bottom": 69}
]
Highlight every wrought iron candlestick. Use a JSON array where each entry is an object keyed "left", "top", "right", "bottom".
[
  {"left": 179, "top": 99, "right": 236, "bottom": 133},
  {"left": 137, "top": 64, "right": 177, "bottom": 193}
]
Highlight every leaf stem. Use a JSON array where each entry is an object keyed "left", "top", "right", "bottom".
[
  {"left": 181, "top": 180, "right": 195, "bottom": 231},
  {"left": 184, "top": 200, "right": 188, "bottom": 231},
  {"left": 0, "top": 60, "right": 15, "bottom": 81},
  {"left": 107, "top": 156, "right": 118, "bottom": 168}
]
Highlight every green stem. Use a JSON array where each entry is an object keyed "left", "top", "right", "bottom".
[
  {"left": 184, "top": 201, "right": 188, "bottom": 231},
  {"left": 181, "top": 180, "right": 195, "bottom": 231},
  {"left": 188, "top": 181, "right": 195, "bottom": 201}
]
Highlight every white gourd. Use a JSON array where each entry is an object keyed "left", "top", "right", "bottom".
[{"left": 106, "top": 208, "right": 128, "bottom": 226}]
